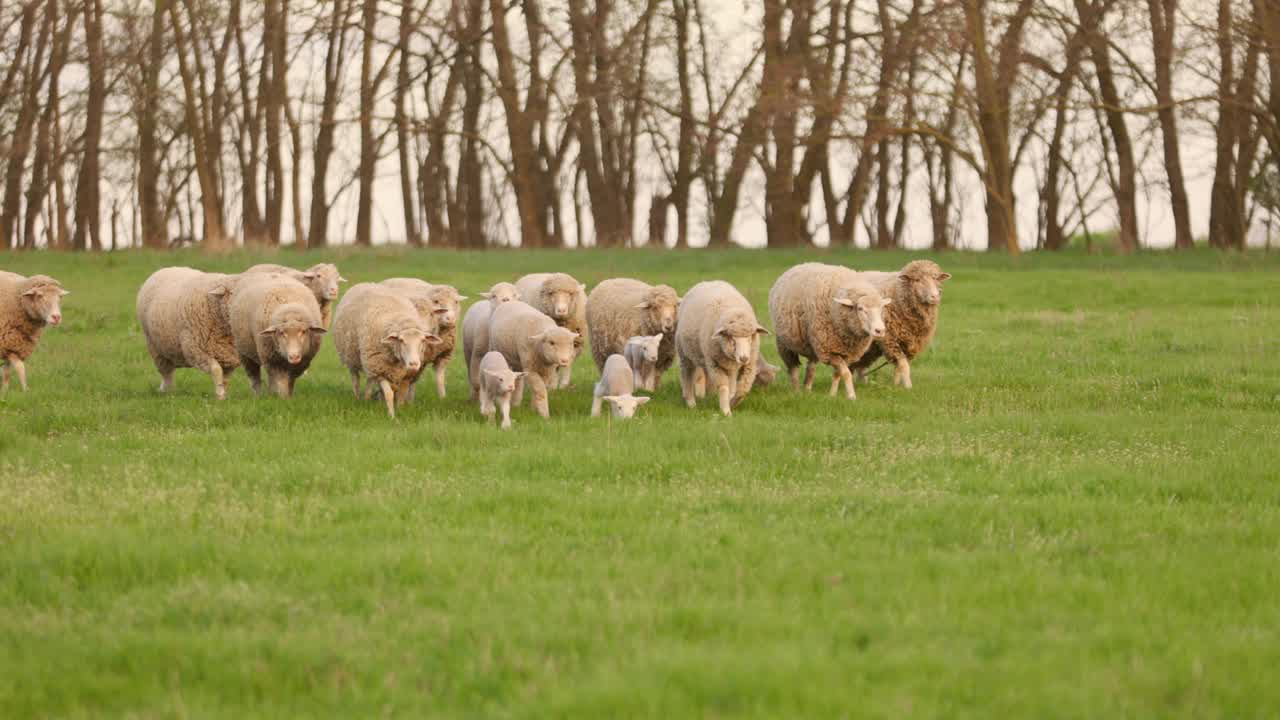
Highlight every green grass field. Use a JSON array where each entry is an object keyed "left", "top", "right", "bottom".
[{"left": 2, "top": 248, "right": 1278, "bottom": 717}]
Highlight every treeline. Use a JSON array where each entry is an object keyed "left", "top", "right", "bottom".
[{"left": 0, "top": 0, "right": 1275, "bottom": 253}]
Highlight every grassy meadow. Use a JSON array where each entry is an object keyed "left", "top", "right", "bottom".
[{"left": 2, "top": 247, "right": 1279, "bottom": 717}]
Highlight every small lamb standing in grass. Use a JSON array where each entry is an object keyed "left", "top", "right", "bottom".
[
  {"left": 461, "top": 282, "right": 521, "bottom": 399},
  {"left": 228, "top": 273, "right": 327, "bottom": 398},
  {"left": 380, "top": 278, "right": 467, "bottom": 400},
  {"left": 768, "top": 262, "right": 891, "bottom": 400},
  {"left": 515, "top": 273, "right": 587, "bottom": 389},
  {"left": 675, "top": 280, "right": 770, "bottom": 416},
  {"left": 623, "top": 334, "right": 663, "bottom": 392},
  {"left": 586, "top": 279, "right": 680, "bottom": 386},
  {"left": 592, "top": 353, "right": 651, "bottom": 419},
  {"left": 245, "top": 263, "right": 345, "bottom": 328},
  {"left": 331, "top": 283, "right": 439, "bottom": 418},
  {"left": 0, "top": 271, "right": 68, "bottom": 392},
  {"left": 136, "top": 267, "right": 240, "bottom": 399},
  {"left": 487, "top": 300, "right": 578, "bottom": 419},
  {"left": 478, "top": 350, "right": 524, "bottom": 429},
  {"left": 851, "top": 260, "right": 951, "bottom": 389}
]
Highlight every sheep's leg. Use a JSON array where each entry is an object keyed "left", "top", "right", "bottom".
[
  {"left": 404, "top": 381, "right": 416, "bottom": 404},
  {"left": 350, "top": 369, "right": 362, "bottom": 399},
  {"left": 528, "top": 373, "right": 550, "bottom": 419},
  {"left": 151, "top": 356, "right": 176, "bottom": 393},
  {"left": 803, "top": 362, "right": 816, "bottom": 391},
  {"left": 207, "top": 360, "right": 226, "bottom": 400},
  {"left": 479, "top": 384, "right": 494, "bottom": 420},
  {"left": 434, "top": 360, "right": 448, "bottom": 398},
  {"left": 6, "top": 357, "right": 27, "bottom": 392},
  {"left": 708, "top": 368, "right": 733, "bottom": 417},
  {"left": 694, "top": 367, "right": 707, "bottom": 399},
  {"left": 896, "top": 358, "right": 912, "bottom": 389},
  {"left": 632, "top": 367, "right": 644, "bottom": 390},
  {"left": 269, "top": 368, "right": 291, "bottom": 398},
  {"left": 830, "top": 359, "right": 855, "bottom": 400},
  {"left": 591, "top": 390, "right": 603, "bottom": 417},
  {"left": 498, "top": 395, "right": 513, "bottom": 429},
  {"left": 467, "top": 353, "right": 480, "bottom": 400},
  {"left": 513, "top": 375, "right": 525, "bottom": 406},
  {"left": 379, "top": 378, "right": 397, "bottom": 418},
  {"left": 287, "top": 372, "right": 299, "bottom": 397},
  {"left": 679, "top": 361, "right": 697, "bottom": 408},
  {"left": 828, "top": 364, "right": 841, "bottom": 397},
  {"left": 243, "top": 358, "right": 263, "bottom": 395}
]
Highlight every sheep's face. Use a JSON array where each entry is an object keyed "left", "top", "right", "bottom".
[
  {"left": 429, "top": 289, "right": 465, "bottom": 328},
  {"left": 903, "top": 271, "right": 950, "bottom": 306},
  {"left": 636, "top": 296, "right": 679, "bottom": 334},
  {"left": 628, "top": 334, "right": 663, "bottom": 363},
  {"left": 482, "top": 283, "right": 520, "bottom": 305},
  {"left": 305, "top": 264, "right": 345, "bottom": 301},
  {"left": 21, "top": 281, "right": 68, "bottom": 327},
  {"left": 840, "top": 294, "right": 892, "bottom": 338},
  {"left": 262, "top": 321, "right": 325, "bottom": 365},
  {"left": 716, "top": 326, "right": 766, "bottom": 366},
  {"left": 534, "top": 328, "right": 578, "bottom": 369},
  {"left": 385, "top": 328, "right": 438, "bottom": 372},
  {"left": 544, "top": 289, "right": 575, "bottom": 319},
  {"left": 603, "top": 394, "right": 650, "bottom": 419},
  {"left": 485, "top": 368, "right": 523, "bottom": 396}
]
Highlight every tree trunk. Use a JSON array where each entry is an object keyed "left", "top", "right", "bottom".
[{"left": 72, "top": 0, "right": 106, "bottom": 252}]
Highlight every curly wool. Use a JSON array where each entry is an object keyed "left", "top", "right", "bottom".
[
  {"left": 768, "top": 262, "right": 883, "bottom": 369},
  {"left": 0, "top": 272, "right": 64, "bottom": 362},
  {"left": 330, "top": 284, "right": 431, "bottom": 388},
  {"left": 675, "top": 280, "right": 764, "bottom": 408},
  {"left": 586, "top": 278, "right": 680, "bottom": 372},
  {"left": 852, "top": 260, "right": 945, "bottom": 372},
  {"left": 229, "top": 274, "right": 325, "bottom": 385},
  {"left": 245, "top": 263, "right": 342, "bottom": 327},
  {"left": 136, "top": 267, "right": 241, "bottom": 376},
  {"left": 380, "top": 279, "right": 463, "bottom": 364}
]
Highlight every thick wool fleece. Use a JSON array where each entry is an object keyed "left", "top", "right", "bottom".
[{"left": 586, "top": 278, "right": 680, "bottom": 373}]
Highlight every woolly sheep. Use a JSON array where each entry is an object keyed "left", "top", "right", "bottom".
[
  {"left": 585, "top": 279, "right": 680, "bottom": 386},
  {"left": 380, "top": 278, "right": 467, "bottom": 400},
  {"left": 331, "top": 283, "right": 439, "bottom": 418},
  {"left": 850, "top": 259, "right": 951, "bottom": 389},
  {"left": 674, "top": 280, "right": 769, "bottom": 416},
  {"left": 622, "top": 334, "right": 663, "bottom": 392},
  {"left": 592, "top": 353, "right": 651, "bottom": 419},
  {"left": 136, "top": 267, "right": 240, "bottom": 399},
  {"left": 0, "top": 271, "right": 68, "bottom": 392},
  {"left": 487, "top": 300, "right": 578, "bottom": 419},
  {"left": 478, "top": 350, "right": 524, "bottom": 430},
  {"left": 245, "top": 263, "right": 345, "bottom": 328},
  {"left": 515, "top": 273, "right": 587, "bottom": 389},
  {"left": 228, "top": 273, "right": 327, "bottom": 398},
  {"left": 461, "top": 282, "right": 521, "bottom": 398},
  {"left": 768, "top": 262, "right": 892, "bottom": 400}
]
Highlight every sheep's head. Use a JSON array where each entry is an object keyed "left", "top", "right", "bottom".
[
  {"left": 898, "top": 260, "right": 951, "bottom": 306},
  {"left": 19, "top": 276, "right": 68, "bottom": 327},
  {"left": 427, "top": 285, "right": 466, "bottom": 328},
  {"left": 602, "top": 394, "right": 650, "bottom": 419},
  {"left": 834, "top": 285, "right": 891, "bottom": 339},
  {"left": 627, "top": 334, "right": 663, "bottom": 363},
  {"left": 383, "top": 324, "right": 439, "bottom": 372},
  {"left": 481, "top": 282, "right": 520, "bottom": 305},
  {"left": 532, "top": 327, "right": 579, "bottom": 369},
  {"left": 303, "top": 263, "right": 345, "bottom": 301},
  {"left": 484, "top": 367, "right": 524, "bottom": 395},
  {"left": 714, "top": 315, "right": 769, "bottom": 366},
  {"left": 540, "top": 275, "right": 583, "bottom": 319},
  {"left": 260, "top": 307, "right": 325, "bottom": 365},
  {"left": 634, "top": 285, "right": 680, "bottom": 334}
]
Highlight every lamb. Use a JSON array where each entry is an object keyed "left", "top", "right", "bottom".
[
  {"left": 136, "top": 267, "right": 241, "bottom": 399},
  {"left": 592, "top": 353, "right": 651, "bottom": 419},
  {"left": 486, "top": 300, "right": 578, "bottom": 419},
  {"left": 768, "top": 262, "right": 892, "bottom": 400},
  {"left": 477, "top": 351, "right": 524, "bottom": 430},
  {"left": 585, "top": 279, "right": 680, "bottom": 387},
  {"left": 850, "top": 259, "right": 951, "bottom": 389},
  {"left": 228, "top": 273, "right": 327, "bottom": 398},
  {"left": 244, "top": 263, "right": 345, "bottom": 328},
  {"left": 461, "top": 282, "right": 521, "bottom": 398},
  {"left": 330, "top": 283, "right": 439, "bottom": 418},
  {"left": 515, "top": 272, "right": 587, "bottom": 388},
  {"left": 622, "top": 334, "right": 663, "bottom": 391},
  {"left": 674, "top": 280, "right": 770, "bottom": 416},
  {"left": 380, "top": 278, "right": 467, "bottom": 399},
  {"left": 0, "top": 272, "right": 68, "bottom": 392}
]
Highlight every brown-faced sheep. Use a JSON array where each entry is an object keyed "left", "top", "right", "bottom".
[
  {"left": 380, "top": 278, "right": 467, "bottom": 400},
  {"left": 478, "top": 350, "right": 524, "bottom": 430},
  {"left": 461, "top": 282, "right": 521, "bottom": 399},
  {"left": 515, "top": 273, "right": 587, "bottom": 388},
  {"left": 487, "top": 300, "right": 578, "bottom": 419},
  {"left": 229, "top": 274, "right": 326, "bottom": 398},
  {"left": 675, "top": 280, "right": 769, "bottom": 416},
  {"left": 585, "top": 279, "right": 680, "bottom": 385},
  {"left": 592, "top": 353, "right": 651, "bottom": 419},
  {"left": 768, "top": 262, "right": 891, "bottom": 400},
  {"left": 331, "top": 283, "right": 439, "bottom": 418},
  {"left": 851, "top": 259, "right": 951, "bottom": 389},
  {"left": 0, "top": 271, "right": 68, "bottom": 392},
  {"left": 136, "top": 267, "right": 240, "bottom": 399},
  {"left": 245, "top": 263, "right": 345, "bottom": 328}
]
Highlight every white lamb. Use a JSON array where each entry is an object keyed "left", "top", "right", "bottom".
[
  {"left": 622, "top": 334, "right": 663, "bottom": 392},
  {"left": 592, "top": 353, "right": 651, "bottom": 419},
  {"left": 477, "top": 350, "right": 524, "bottom": 429}
]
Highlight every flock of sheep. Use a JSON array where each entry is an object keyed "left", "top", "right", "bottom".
[{"left": 0, "top": 259, "right": 951, "bottom": 424}]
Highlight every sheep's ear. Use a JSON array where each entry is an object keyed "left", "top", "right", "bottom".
[
  {"left": 634, "top": 301, "right": 651, "bottom": 309},
  {"left": 207, "top": 286, "right": 229, "bottom": 298},
  {"left": 480, "top": 292, "right": 493, "bottom": 299},
  {"left": 455, "top": 294, "right": 468, "bottom": 302},
  {"left": 569, "top": 331, "right": 580, "bottom": 339},
  {"left": 635, "top": 396, "right": 651, "bottom": 405},
  {"left": 715, "top": 325, "right": 730, "bottom": 337},
  {"left": 483, "top": 370, "right": 501, "bottom": 380},
  {"left": 259, "top": 325, "right": 280, "bottom": 336},
  {"left": 833, "top": 297, "right": 856, "bottom": 307},
  {"left": 338, "top": 276, "right": 349, "bottom": 283},
  {"left": 602, "top": 395, "right": 621, "bottom": 404},
  {"left": 425, "top": 333, "right": 442, "bottom": 343},
  {"left": 515, "top": 371, "right": 526, "bottom": 378},
  {"left": 383, "top": 332, "right": 402, "bottom": 343},
  {"left": 654, "top": 332, "right": 663, "bottom": 342},
  {"left": 529, "top": 332, "right": 546, "bottom": 342},
  {"left": 309, "top": 325, "right": 327, "bottom": 334},
  {"left": 881, "top": 297, "right": 893, "bottom": 307},
  {"left": 59, "top": 289, "right": 71, "bottom": 296},
  {"left": 755, "top": 325, "right": 770, "bottom": 336},
  {"left": 22, "top": 288, "right": 39, "bottom": 297},
  {"left": 938, "top": 272, "right": 952, "bottom": 282}
]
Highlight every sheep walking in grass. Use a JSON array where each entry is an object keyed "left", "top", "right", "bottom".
[
  {"left": 487, "top": 300, "right": 578, "bottom": 419},
  {"left": 768, "top": 263, "right": 891, "bottom": 400},
  {"left": 850, "top": 260, "right": 951, "bottom": 389},
  {"left": 331, "top": 284, "right": 439, "bottom": 418},
  {"left": 675, "top": 280, "right": 769, "bottom": 416},
  {"left": 136, "top": 267, "right": 240, "bottom": 400},
  {"left": 380, "top": 278, "right": 467, "bottom": 400},
  {"left": 461, "top": 282, "right": 521, "bottom": 399},
  {"left": 623, "top": 334, "right": 663, "bottom": 392},
  {"left": 592, "top": 353, "right": 651, "bottom": 419},
  {"left": 0, "top": 271, "right": 68, "bottom": 392},
  {"left": 228, "top": 273, "right": 327, "bottom": 398},
  {"left": 245, "top": 263, "right": 345, "bottom": 328},
  {"left": 515, "top": 273, "right": 587, "bottom": 389},
  {"left": 586, "top": 279, "right": 680, "bottom": 387},
  {"left": 478, "top": 351, "right": 524, "bottom": 429}
]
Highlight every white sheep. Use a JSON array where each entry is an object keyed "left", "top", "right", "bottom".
[
  {"left": 228, "top": 273, "right": 327, "bottom": 398},
  {"left": 851, "top": 260, "right": 951, "bottom": 389},
  {"left": 244, "top": 263, "right": 345, "bottom": 328},
  {"left": 487, "top": 300, "right": 578, "bottom": 419},
  {"left": 768, "top": 262, "right": 891, "bottom": 400},
  {"left": 461, "top": 282, "right": 521, "bottom": 398},
  {"left": 674, "top": 280, "right": 769, "bottom": 416},
  {"left": 585, "top": 279, "right": 680, "bottom": 388},
  {"left": 0, "top": 271, "right": 68, "bottom": 392},
  {"left": 136, "top": 267, "right": 240, "bottom": 399},
  {"left": 592, "top": 353, "right": 651, "bottom": 419},
  {"left": 477, "top": 350, "right": 524, "bottom": 429},
  {"left": 515, "top": 273, "right": 587, "bottom": 388},
  {"left": 622, "top": 334, "right": 663, "bottom": 391},
  {"left": 380, "top": 278, "right": 467, "bottom": 400},
  {"left": 330, "top": 283, "right": 439, "bottom": 418}
]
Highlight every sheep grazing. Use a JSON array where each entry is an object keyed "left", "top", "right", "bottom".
[
  {"left": 622, "top": 334, "right": 663, "bottom": 392},
  {"left": 851, "top": 259, "right": 951, "bottom": 389},
  {"left": 478, "top": 351, "right": 524, "bottom": 430},
  {"left": 0, "top": 271, "right": 68, "bottom": 392},
  {"left": 136, "top": 267, "right": 240, "bottom": 399},
  {"left": 515, "top": 273, "right": 587, "bottom": 389},
  {"left": 245, "top": 263, "right": 345, "bottom": 328},
  {"left": 380, "top": 278, "right": 467, "bottom": 400},
  {"left": 592, "top": 353, "right": 651, "bottom": 419},
  {"left": 461, "top": 282, "right": 521, "bottom": 399},
  {"left": 487, "top": 300, "right": 578, "bottom": 419},
  {"left": 585, "top": 279, "right": 680, "bottom": 388},
  {"left": 768, "top": 262, "right": 892, "bottom": 400},
  {"left": 331, "top": 283, "right": 439, "bottom": 418},
  {"left": 228, "top": 273, "right": 326, "bottom": 398},
  {"left": 675, "top": 280, "right": 769, "bottom": 416}
]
